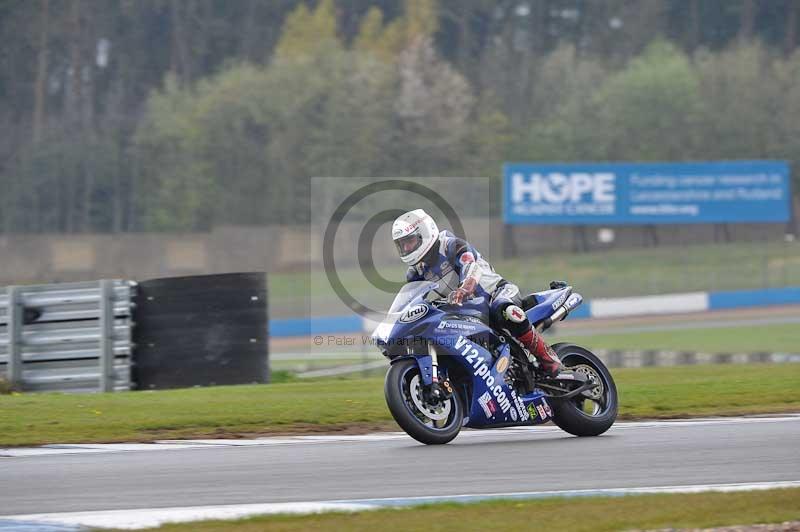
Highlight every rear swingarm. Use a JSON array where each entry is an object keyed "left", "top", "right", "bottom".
[{"left": 537, "top": 381, "right": 599, "bottom": 400}]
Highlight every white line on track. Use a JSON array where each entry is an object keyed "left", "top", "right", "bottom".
[
  {"left": 2, "top": 415, "right": 799, "bottom": 458},
  {"left": 3, "top": 480, "right": 800, "bottom": 530}
]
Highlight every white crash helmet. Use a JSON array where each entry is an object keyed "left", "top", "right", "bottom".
[{"left": 392, "top": 209, "right": 439, "bottom": 265}]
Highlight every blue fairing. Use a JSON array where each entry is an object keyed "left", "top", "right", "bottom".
[
  {"left": 372, "top": 281, "right": 580, "bottom": 428},
  {"left": 525, "top": 287, "right": 572, "bottom": 324}
]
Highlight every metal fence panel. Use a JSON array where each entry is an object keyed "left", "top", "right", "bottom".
[{"left": 0, "top": 280, "right": 135, "bottom": 393}]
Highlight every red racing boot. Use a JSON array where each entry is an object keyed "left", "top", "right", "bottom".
[{"left": 517, "top": 328, "right": 564, "bottom": 377}]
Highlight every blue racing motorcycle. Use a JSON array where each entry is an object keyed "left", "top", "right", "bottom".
[{"left": 373, "top": 281, "right": 617, "bottom": 444}]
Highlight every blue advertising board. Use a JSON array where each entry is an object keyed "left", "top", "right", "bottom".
[{"left": 503, "top": 161, "right": 791, "bottom": 225}]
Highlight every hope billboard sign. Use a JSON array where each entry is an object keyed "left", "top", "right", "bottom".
[{"left": 503, "top": 161, "right": 791, "bottom": 225}]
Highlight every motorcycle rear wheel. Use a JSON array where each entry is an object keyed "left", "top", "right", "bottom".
[
  {"left": 548, "top": 344, "right": 618, "bottom": 437},
  {"left": 385, "top": 358, "right": 464, "bottom": 445}
]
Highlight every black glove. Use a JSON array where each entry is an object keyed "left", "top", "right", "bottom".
[{"left": 549, "top": 280, "right": 568, "bottom": 289}]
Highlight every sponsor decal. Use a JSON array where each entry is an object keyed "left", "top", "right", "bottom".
[
  {"left": 509, "top": 405, "right": 518, "bottom": 421},
  {"left": 527, "top": 404, "right": 538, "bottom": 420},
  {"left": 437, "top": 320, "right": 478, "bottom": 331},
  {"left": 440, "top": 262, "right": 454, "bottom": 276},
  {"left": 551, "top": 291, "right": 569, "bottom": 310},
  {"left": 459, "top": 252, "right": 475, "bottom": 265},
  {"left": 506, "top": 305, "right": 526, "bottom": 323},
  {"left": 399, "top": 304, "right": 428, "bottom": 323},
  {"left": 398, "top": 218, "right": 426, "bottom": 236},
  {"left": 536, "top": 405, "right": 547, "bottom": 419},
  {"left": 478, "top": 391, "right": 496, "bottom": 418},
  {"left": 541, "top": 398, "right": 552, "bottom": 417},
  {"left": 495, "top": 356, "right": 509, "bottom": 374},
  {"left": 455, "top": 336, "right": 512, "bottom": 415},
  {"left": 510, "top": 390, "right": 530, "bottom": 422},
  {"left": 510, "top": 172, "right": 616, "bottom": 206}
]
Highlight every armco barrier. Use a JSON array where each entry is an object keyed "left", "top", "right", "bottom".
[
  {"left": 270, "top": 285, "right": 800, "bottom": 337},
  {"left": 0, "top": 280, "right": 135, "bottom": 393}
]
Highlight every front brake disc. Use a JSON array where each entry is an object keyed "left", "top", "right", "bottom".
[{"left": 409, "top": 374, "right": 451, "bottom": 421}]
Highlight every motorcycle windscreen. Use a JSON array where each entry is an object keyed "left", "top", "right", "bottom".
[
  {"left": 388, "top": 281, "right": 437, "bottom": 312},
  {"left": 372, "top": 281, "right": 438, "bottom": 342}
]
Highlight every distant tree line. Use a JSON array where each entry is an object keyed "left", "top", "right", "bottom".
[{"left": 1, "top": 0, "right": 799, "bottom": 233}]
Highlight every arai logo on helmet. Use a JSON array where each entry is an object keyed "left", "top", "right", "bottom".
[{"left": 399, "top": 304, "right": 428, "bottom": 323}]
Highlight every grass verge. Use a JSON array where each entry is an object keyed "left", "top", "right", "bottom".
[
  {"left": 130, "top": 488, "right": 800, "bottom": 532},
  {"left": 2, "top": 363, "right": 799, "bottom": 447}
]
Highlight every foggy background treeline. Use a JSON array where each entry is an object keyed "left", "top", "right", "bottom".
[{"left": 2, "top": 0, "right": 799, "bottom": 234}]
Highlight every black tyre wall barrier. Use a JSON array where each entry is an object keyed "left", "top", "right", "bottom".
[{"left": 132, "top": 272, "right": 268, "bottom": 389}]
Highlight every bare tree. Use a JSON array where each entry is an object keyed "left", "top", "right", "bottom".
[
  {"left": 786, "top": 0, "right": 798, "bottom": 54},
  {"left": 739, "top": 0, "right": 755, "bottom": 41},
  {"left": 32, "top": 0, "right": 49, "bottom": 144},
  {"left": 170, "top": 1, "right": 192, "bottom": 84},
  {"left": 687, "top": 0, "right": 700, "bottom": 50}
]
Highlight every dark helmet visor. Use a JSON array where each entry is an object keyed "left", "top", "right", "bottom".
[{"left": 395, "top": 233, "right": 423, "bottom": 257}]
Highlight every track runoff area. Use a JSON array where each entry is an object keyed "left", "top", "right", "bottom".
[{"left": 1, "top": 415, "right": 799, "bottom": 530}]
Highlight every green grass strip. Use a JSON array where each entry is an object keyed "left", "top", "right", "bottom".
[
  {"left": 130, "top": 488, "right": 800, "bottom": 532},
  {"left": 2, "top": 363, "right": 799, "bottom": 446}
]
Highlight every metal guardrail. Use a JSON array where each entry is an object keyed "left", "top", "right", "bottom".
[{"left": 0, "top": 280, "right": 135, "bottom": 393}]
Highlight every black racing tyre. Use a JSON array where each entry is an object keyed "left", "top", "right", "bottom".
[
  {"left": 548, "top": 343, "right": 618, "bottom": 437},
  {"left": 384, "top": 358, "right": 464, "bottom": 445}
]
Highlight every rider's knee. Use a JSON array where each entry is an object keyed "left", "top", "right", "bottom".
[{"left": 496, "top": 303, "right": 530, "bottom": 336}]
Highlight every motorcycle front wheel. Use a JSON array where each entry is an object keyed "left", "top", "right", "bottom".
[{"left": 384, "top": 358, "right": 463, "bottom": 445}]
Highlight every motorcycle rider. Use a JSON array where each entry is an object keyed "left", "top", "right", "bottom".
[{"left": 392, "top": 208, "right": 568, "bottom": 378}]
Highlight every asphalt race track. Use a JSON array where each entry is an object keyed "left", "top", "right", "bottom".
[{"left": 1, "top": 416, "right": 799, "bottom": 527}]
